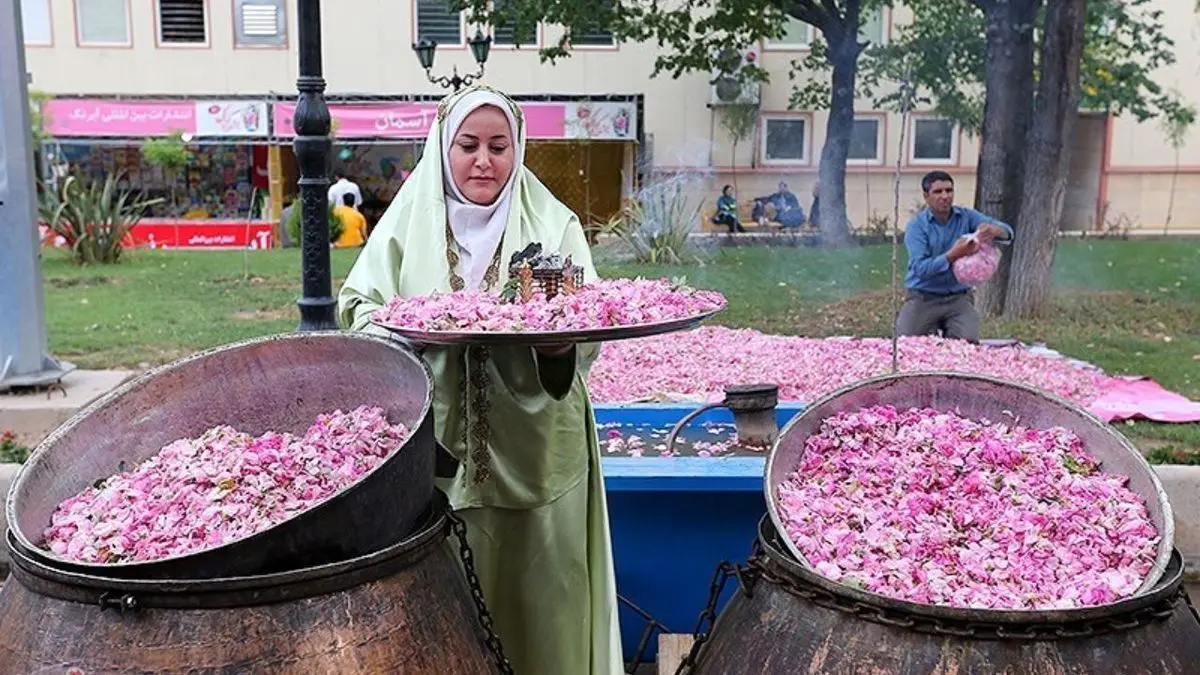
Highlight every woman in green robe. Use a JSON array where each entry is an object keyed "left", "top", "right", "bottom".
[{"left": 338, "top": 86, "right": 623, "bottom": 675}]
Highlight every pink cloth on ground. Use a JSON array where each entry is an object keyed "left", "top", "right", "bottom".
[{"left": 1088, "top": 377, "right": 1200, "bottom": 423}]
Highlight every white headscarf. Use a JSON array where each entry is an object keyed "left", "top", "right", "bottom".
[{"left": 440, "top": 90, "right": 522, "bottom": 291}]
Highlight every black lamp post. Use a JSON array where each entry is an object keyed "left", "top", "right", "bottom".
[
  {"left": 294, "top": 0, "right": 337, "bottom": 331},
  {"left": 413, "top": 29, "right": 492, "bottom": 92}
]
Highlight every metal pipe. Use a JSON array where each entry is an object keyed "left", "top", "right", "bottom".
[
  {"left": 293, "top": 0, "right": 337, "bottom": 331},
  {"left": 663, "top": 403, "right": 725, "bottom": 457},
  {"left": 0, "top": 0, "right": 73, "bottom": 391}
]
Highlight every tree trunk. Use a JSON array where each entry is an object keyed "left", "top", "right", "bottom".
[
  {"left": 973, "top": 0, "right": 1040, "bottom": 316},
  {"left": 1003, "top": 0, "right": 1088, "bottom": 319},
  {"left": 731, "top": 141, "right": 740, "bottom": 205},
  {"left": 1164, "top": 152, "right": 1177, "bottom": 234},
  {"left": 816, "top": 31, "right": 865, "bottom": 248}
]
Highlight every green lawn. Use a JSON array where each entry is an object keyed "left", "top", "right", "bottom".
[{"left": 37, "top": 239, "right": 1200, "bottom": 454}]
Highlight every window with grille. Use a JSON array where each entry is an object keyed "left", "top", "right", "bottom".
[
  {"left": 490, "top": 0, "right": 515, "bottom": 45},
  {"left": 570, "top": 27, "right": 614, "bottom": 47},
  {"left": 567, "top": 1, "right": 615, "bottom": 46},
  {"left": 235, "top": 0, "right": 286, "bottom": 46},
  {"left": 76, "top": 0, "right": 130, "bottom": 45},
  {"left": 416, "top": 0, "right": 464, "bottom": 45},
  {"left": 157, "top": 0, "right": 207, "bottom": 45}
]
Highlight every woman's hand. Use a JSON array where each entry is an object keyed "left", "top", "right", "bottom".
[{"left": 534, "top": 343, "right": 574, "bottom": 358}]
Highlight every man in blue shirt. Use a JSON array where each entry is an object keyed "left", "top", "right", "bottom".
[{"left": 897, "top": 171, "right": 1014, "bottom": 343}]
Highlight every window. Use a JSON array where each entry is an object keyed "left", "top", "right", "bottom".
[
  {"left": 235, "top": 0, "right": 286, "bottom": 47},
  {"left": 564, "top": 0, "right": 614, "bottom": 46},
  {"left": 489, "top": 0, "right": 516, "bottom": 45},
  {"left": 570, "top": 26, "right": 615, "bottom": 46},
  {"left": 768, "top": 17, "right": 812, "bottom": 47},
  {"left": 157, "top": 0, "right": 207, "bottom": 44},
  {"left": 848, "top": 118, "right": 881, "bottom": 162},
  {"left": 416, "top": 0, "right": 464, "bottom": 45},
  {"left": 21, "top": 0, "right": 52, "bottom": 45},
  {"left": 911, "top": 117, "right": 957, "bottom": 163},
  {"left": 763, "top": 116, "right": 810, "bottom": 164},
  {"left": 859, "top": 9, "right": 886, "bottom": 45},
  {"left": 467, "top": 1, "right": 541, "bottom": 47},
  {"left": 76, "top": 0, "right": 130, "bottom": 45}
]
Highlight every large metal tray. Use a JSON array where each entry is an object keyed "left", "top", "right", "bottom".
[
  {"left": 764, "top": 371, "right": 1175, "bottom": 598},
  {"left": 7, "top": 331, "right": 437, "bottom": 580},
  {"left": 370, "top": 307, "right": 724, "bottom": 347}
]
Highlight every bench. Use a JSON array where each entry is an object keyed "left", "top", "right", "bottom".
[
  {"left": 701, "top": 199, "right": 761, "bottom": 233},
  {"left": 702, "top": 199, "right": 811, "bottom": 234}
]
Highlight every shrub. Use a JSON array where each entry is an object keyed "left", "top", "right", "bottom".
[
  {"left": 593, "top": 180, "right": 703, "bottom": 265},
  {"left": 0, "top": 431, "right": 30, "bottom": 465},
  {"left": 38, "top": 173, "right": 162, "bottom": 265},
  {"left": 286, "top": 201, "right": 345, "bottom": 245}
]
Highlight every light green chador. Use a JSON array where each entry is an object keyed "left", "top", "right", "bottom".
[{"left": 338, "top": 86, "right": 623, "bottom": 675}]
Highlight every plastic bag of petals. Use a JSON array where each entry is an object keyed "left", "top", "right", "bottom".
[{"left": 952, "top": 233, "right": 1001, "bottom": 286}]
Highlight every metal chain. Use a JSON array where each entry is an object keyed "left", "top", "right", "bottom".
[
  {"left": 617, "top": 594, "right": 672, "bottom": 674},
  {"left": 673, "top": 561, "right": 738, "bottom": 675},
  {"left": 746, "top": 554, "right": 1185, "bottom": 642},
  {"left": 448, "top": 512, "right": 515, "bottom": 675},
  {"left": 1184, "top": 584, "right": 1200, "bottom": 625}
]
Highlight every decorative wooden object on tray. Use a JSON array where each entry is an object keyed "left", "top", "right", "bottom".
[{"left": 503, "top": 243, "right": 584, "bottom": 303}]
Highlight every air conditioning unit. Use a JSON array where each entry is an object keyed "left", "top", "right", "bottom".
[{"left": 709, "top": 45, "right": 762, "bottom": 107}]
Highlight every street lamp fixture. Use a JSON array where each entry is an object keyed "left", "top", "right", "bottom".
[
  {"left": 293, "top": 0, "right": 337, "bottom": 331},
  {"left": 413, "top": 29, "right": 492, "bottom": 93}
]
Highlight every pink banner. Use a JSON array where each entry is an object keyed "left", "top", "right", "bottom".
[
  {"left": 44, "top": 101, "right": 197, "bottom": 137},
  {"left": 40, "top": 220, "right": 275, "bottom": 250},
  {"left": 273, "top": 102, "right": 567, "bottom": 140},
  {"left": 41, "top": 98, "right": 636, "bottom": 141},
  {"left": 42, "top": 100, "right": 272, "bottom": 138}
]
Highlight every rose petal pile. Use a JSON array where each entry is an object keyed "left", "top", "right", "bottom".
[
  {"left": 373, "top": 278, "right": 726, "bottom": 333},
  {"left": 588, "top": 328, "right": 1111, "bottom": 406},
  {"left": 953, "top": 243, "right": 1002, "bottom": 286},
  {"left": 43, "top": 405, "right": 410, "bottom": 564},
  {"left": 777, "top": 405, "right": 1159, "bottom": 609}
]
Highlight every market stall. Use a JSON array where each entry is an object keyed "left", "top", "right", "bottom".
[
  {"left": 271, "top": 94, "right": 641, "bottom": 232},
  {"left": 39, "top": 98, "right": 274, "bottom": 249}
]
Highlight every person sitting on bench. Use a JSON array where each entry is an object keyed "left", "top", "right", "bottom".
[
  {"left": 711, "top": 185, "right": 745, "bottom": 233},
  {"left": 751, "top": 182, "right": 805, "bottom": 229}
]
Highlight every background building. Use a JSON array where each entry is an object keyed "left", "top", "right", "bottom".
[{"left": 18, "top": 0, "right": 1200, "bottom": 243}]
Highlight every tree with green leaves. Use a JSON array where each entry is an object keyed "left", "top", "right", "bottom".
[
  {"left": 27, "top": 90, "right": 51, "bottom": 147},
  {"left": 141, "top": 130, "right": 194, "bottom": 218},
  {"left": 459, "top": 0, "right": 892, "bottom": 247},
  {"left": 716, "top": 102, "right": 758, "bottom": 199},
  {"left": 1160, "top": 92, "right": 1195, "bottom": 234},
  {"left": 860, "top": 0, "right": 1193, "bottom": 318}
]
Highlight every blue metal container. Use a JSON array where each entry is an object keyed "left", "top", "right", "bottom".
[{"left": 595, "top": 402, "right": 803, "bottom": 662}]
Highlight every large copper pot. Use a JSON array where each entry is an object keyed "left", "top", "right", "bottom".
[
  {"left": 765, "top": 372, "right": 1174, "bottom": 593},
  {"left": 679, "top": 372, "right": 1196, "bottom": 674},
  {"left": 7, "top": 332, "right": 437, "bottom": 579},
  {"left": 681, "top": 516, "right": 1200, "bottom": 674},
  {"left": 0, "top": 491, "right": 506, "bottom": 674}
]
